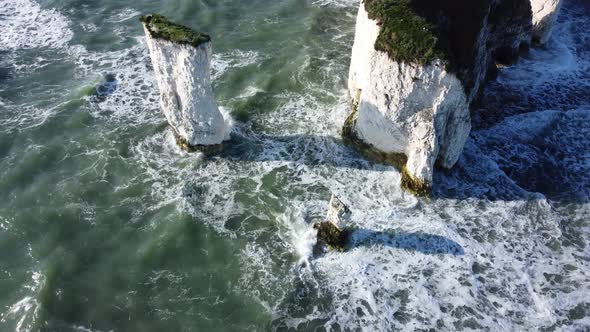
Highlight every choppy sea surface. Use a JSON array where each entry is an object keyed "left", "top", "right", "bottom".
[{"left": 1, "top": 0, "right": 589, "bottom": 331}]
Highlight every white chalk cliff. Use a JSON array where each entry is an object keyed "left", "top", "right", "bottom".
[
  {"left": 348, "top": 6, "right": 471, "bottom": 190},
  {"left": 531, "top": 0, "right": 563, "bottom": 44},
  {"left": 345, "top": 0, "right": 561, "bottom": 194},
  {"left": 142, "top": 15, "right": 229, "bottom": 148}
]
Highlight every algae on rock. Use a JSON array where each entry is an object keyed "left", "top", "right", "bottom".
[
  {"left": 342, "top": 100, "right": 432, "bottom": 196},
  {"left": 140, "top": 14, "right": 211, "bottom": 48},
  {"left": 363, "top": 0, "right": 444, "bottom": 66},
  {"left": 314, "top": 221, "right": 350, "bottom": 252}
]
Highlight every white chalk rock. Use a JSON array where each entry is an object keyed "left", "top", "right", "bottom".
[
  {"left": 142, "top": 15, "right": 228, "bottom": 147},
  {"left": 530, "top": 0, "right": 563, "bottom": 44},
  {"left": 326, "top": 194, "right": 352, "bottom": 229},
  {"left": 347, "top": 5, "right": 471, "bottom": 187}
]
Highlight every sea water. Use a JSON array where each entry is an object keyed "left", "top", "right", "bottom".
[{"left": 0, "top": 0, "right": 589, "bottom": 331}]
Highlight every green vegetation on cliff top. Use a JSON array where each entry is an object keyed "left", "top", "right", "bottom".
[
  {"left": 140, "top": 14, "right": 211, "bottom": 47},
  {"left": 363, "top": 0, "right": 446, "bottom": 66}
]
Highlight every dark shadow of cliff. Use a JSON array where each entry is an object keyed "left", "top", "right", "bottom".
[
  {"left": 348, "top": 229, "right": 465, "bottom": 256},
  {"left": 204, "top": 126, "right": 588, "bottom": 204}
]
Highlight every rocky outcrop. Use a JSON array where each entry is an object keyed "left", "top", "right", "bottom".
[
  {"left": 326, "top": 194, "right": 352, "bottom": 228},
  {"left": 531, "top": 0, "right": 563, "bottom": 44},
  {"left": 345, "top": 0, "right": 535, "bottom": 195},
  {"left": 314, "top": 195, "right": 352, "bottom": 252},
  {"left": 141, "top": 14, "right": 229, "bottom": 150}
]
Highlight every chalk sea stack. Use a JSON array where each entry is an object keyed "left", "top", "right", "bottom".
[
  {"left": 141, "top": 14, "right": 229, "bottom": 151},
  {"left": 345, "top": 0, "right": 562, "bottom": 195}
]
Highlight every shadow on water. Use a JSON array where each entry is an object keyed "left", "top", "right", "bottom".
[
  {"left": 218, "top": 130, "right": 380, "bottom": 171},
  {"left": 349, "top": 229, "right": 465, "bottom": 256},
  {"left": 206, "top": 126, "right": 588, "bottom": 204}
]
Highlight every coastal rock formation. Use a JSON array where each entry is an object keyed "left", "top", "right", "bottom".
[
  {"left": 326, "top": 194, "right": 352, "bottom": 229},
  {"left": 531, "top": 0, "right": 563, "bottom": 44},
  {"left": 345, "top": 0, "right": 537, "bottom": 195},
  {"left": 141, "top": 14, "right": 229, "bottom": 149},
  {"left": 314, "top": 195, "right": 352, "bottom": 252}
]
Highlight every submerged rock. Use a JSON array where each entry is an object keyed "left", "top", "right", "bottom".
[
  {"left": 531, "top": 0, "right": 563, "bottom": 44},
  {"left": 344, "top": 0, "right": 559, "bottom": 195},
  {"left": 141, "top": 14, "right": 229, "bottom": 150}
]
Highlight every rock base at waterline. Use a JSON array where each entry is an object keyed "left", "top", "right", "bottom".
[
  {"left": 314, "top": 221, "right": 350, "bottom": 252},
  {"left": 342, "top": 106, "right": 432, "bottom": 197}
]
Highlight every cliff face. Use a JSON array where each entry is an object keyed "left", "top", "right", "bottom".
[
  {"left": 531, "top": 0, "right": 563, "bottom": 44},
  {"left": 345, "top": 0, "right": 560, "bottom": 195},
  {"left": 141, "top": 14, "right": 229, "bottom": 148}
]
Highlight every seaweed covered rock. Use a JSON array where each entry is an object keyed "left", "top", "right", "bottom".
[
  {"left": 345, "top": 0, "right": 535, "bottom": 195},
  {"left": 531, "top": 0, "right": 563, "bottom": 44},
  {"left": 141, "top": 14, "right": 230, "bottom": 149},
  {"left": 313, "top": 221, "right": 350, "bottom": 252}
]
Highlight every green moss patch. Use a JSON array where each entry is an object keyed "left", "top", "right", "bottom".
[
  {"left": 172, "top": 129, "right": 223, "bottom": 155},
  {"left": 363, "top": 0, "right": 445, "bottom": 66},
  {"left": 400, "top": 166, "right": 432, "bottom": 196},
  {"left": 140, "top": 14, "right": 211, "bottom": 48},
  {"left": 363, "top": 0, "right": 491, "bottom": 92}
]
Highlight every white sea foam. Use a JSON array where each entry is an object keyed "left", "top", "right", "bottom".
[
  {"left": 212, "top": 50, "right": 261, "bottom": 81},
  {"left": 2, "top": 0, "right": 588, "bottom": 330},
  {"left": 104, "top": 8, "right": 141, "bottom": 23},
  {"left": 79, "top": 41, "right": 162, "bottom": 125},
  {"left": 0, "top": 270, "right": 44, "bottom": 332},
  {"left": 129, "top": 37, "right": 590, "bottom": 332},
  {"left": 474, "top": 1, "right": 590, "bottom": 126},
  {"left": 312, "top": 0, "right": 359, "bottom": 8},
  {"left": 0, "top": 0, "right": 73, "bottom": 51},
  {"left": 0, "top": 98, "right": 67, "bottom": 133}
]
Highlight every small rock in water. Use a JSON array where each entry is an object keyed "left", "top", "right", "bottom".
[
  {"left": 313, "top": 221, "right": 350, "bottom": 252},
  {"left": 326, "top": 194, "right": 351, "bottom": 229},
  {"left": 314, "top": 195, "right": 352, "bottom": 252}
]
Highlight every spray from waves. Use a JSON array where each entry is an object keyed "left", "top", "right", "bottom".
[{"left": 0, "top": 0, "right": 73, "bottom": 51}]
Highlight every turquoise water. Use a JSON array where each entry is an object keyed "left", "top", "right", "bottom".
[{"left": 1, "top": 0, "right": 590, "bottom": 331}]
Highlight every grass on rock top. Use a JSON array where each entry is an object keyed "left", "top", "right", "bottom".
[
  {"left": 140, "top": 14, "right": 211, "bottom": 48},
  {"left": 363, "top": 0, "right": 447, "bottom": 66}
]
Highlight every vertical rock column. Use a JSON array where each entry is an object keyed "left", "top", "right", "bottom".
[
  {"left": 344, "top": 0, "right": 534, "bottom": 196},
  {"left": 345, "top": 2, "right": 473, "bottom": 196},
  {"left": 530, "top": 0, "right": 563, "bottom": 44},
  {"left": 141, "top": 14, "right": 229, "bottom": 150}
]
